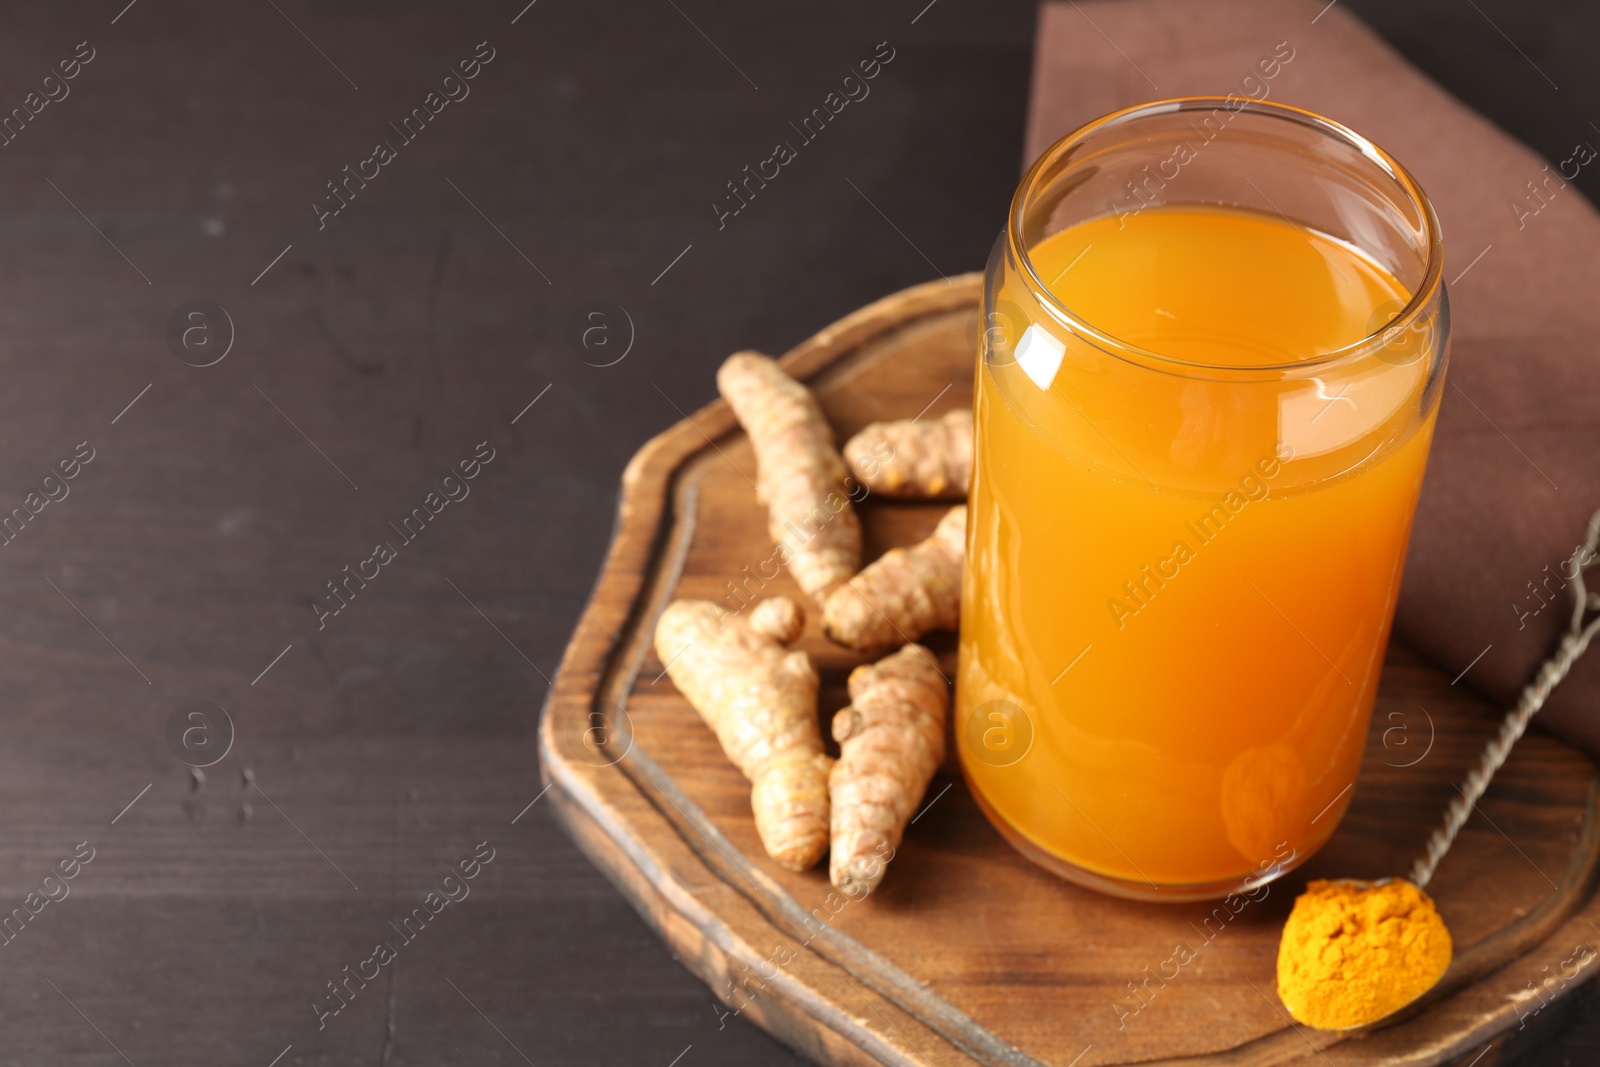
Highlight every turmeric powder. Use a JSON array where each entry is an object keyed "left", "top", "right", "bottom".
[
  {"left": 1276, "top": 878, "right": 1452, "bottom": 1030},
  {"left": 843, "top": 410, "right": 972, "bottom": 499},
  {"left": 653, "top": 596, "right": 832, "bottom": 871},
  {"left": 718, "top": 351, "right": 862, "bottom": 603}
]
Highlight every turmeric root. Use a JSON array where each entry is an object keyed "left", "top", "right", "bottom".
[
  {"left": 844, "top": 409, "right": 972, "bottom": 499},
  {"left": 829, "top": 643, "right": 948, "bottom": 895},
  {"left": 822, "top": 506, "right": 965, "bottom": 651},
  {"left": 653, "top": 596, "right": 832, "bottom": 871},
  {"left": 718, "top": 352, "right": 862, "bottom": 603}
]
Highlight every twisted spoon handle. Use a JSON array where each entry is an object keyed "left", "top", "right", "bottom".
[{"left": 1410, "top": 508, "right": 1600, "bottom": 889}]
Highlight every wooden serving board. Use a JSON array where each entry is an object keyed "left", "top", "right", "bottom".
[{"left": 540, "top": 275, "right": 1600, "bottom": 1066}]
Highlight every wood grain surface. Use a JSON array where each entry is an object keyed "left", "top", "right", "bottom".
[
  {"left": 2, "top": 1, "right": 1598, "bottom": 1063},
  {"left": 543, "top": 274, "right": 1600, "bottom": 1066}
]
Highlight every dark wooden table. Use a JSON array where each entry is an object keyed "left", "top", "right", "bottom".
[{"left": 0, "top": 1, "right": 1593, "bottom": 1064}]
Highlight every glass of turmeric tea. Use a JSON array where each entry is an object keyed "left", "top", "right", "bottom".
[{"left": 957, "top": 99, "right": 1448, "bottom": 901}]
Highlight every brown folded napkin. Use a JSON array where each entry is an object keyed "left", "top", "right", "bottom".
[{"left": 1025, "top": 0, "right": 1600, "bottom": 754}]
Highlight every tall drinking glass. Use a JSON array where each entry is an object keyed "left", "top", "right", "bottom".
[{"left": 957, "top": 98, "right": 1448, "bottom": 901}]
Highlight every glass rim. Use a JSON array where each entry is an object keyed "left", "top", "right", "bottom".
[{"left": 1008, "top": 96, "right": 1446, "bottom": 377}]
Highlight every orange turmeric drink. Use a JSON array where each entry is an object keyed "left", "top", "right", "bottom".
[{"left": 957, "top": 100, "right": 1448, "bottom": 900}]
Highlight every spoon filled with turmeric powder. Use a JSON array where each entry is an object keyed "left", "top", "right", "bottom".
[{"left": 1276, "top": 508, "right": 1600, "bottom": 1031}]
